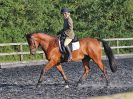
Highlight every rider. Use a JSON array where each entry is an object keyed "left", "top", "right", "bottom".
[{"left": 58, "top": 8, "right": 75, "bottom": 61}]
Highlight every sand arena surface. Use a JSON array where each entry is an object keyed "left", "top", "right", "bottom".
[{"left": 0, "top": 58, "right": 133, "bottom": 99}]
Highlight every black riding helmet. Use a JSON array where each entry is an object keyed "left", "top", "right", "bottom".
[{"left": 60, "top": 8, "right": 69, "bottom": 14}]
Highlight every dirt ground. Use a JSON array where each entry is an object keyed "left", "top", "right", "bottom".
[{"left": 0, "top": 58, "right": 133, "bottom": 99}]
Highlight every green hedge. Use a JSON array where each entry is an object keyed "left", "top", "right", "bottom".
[
  {"left": 0, "top": 0, "right": 133, "bottom": 43},
  {"left": 0, "top": 0, "right": 133, "bottom": 62}
]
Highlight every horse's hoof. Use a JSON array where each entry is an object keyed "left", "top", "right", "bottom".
[
  {"left": 36, "top": 83, "right": 41, "bottom": 88},
  {"left": 65, "top": 80, "right": 69, "bottom": 85},
  {"left": 77, "top": 79, "right": 82, "bottom": 84},
  {"left": 74, "top": 82, "right": 80, "bottom": 87}
]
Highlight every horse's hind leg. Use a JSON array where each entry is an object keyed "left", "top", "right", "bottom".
[
  {"left": 78, "top": 57, "right": 90, "bottom": 84},
  {"left": 93, "top": 58, "right": 109, "bottom": 86}
]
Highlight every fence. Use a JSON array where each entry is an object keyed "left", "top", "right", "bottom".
[
  {"left": 104, "top": 38, "right": 133, "bottom": 57},
  {"left": 0, "top": 38, "right": 133, "bottom": 62}
]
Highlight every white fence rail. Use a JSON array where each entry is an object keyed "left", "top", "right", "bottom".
[
  {"left": 0, "top": 38, "right": 133, "bottom": 61},
  {"left": 104, "top": 38, "right": 133, "bottom": 57},
  {"left": 0, "top": 43, "right": 44, "bottom": 61}
]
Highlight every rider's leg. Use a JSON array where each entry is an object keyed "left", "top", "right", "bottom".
[{"left": 64, "top": 37, "right": 72, "bottom": 61}]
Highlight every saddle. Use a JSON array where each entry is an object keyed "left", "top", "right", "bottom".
[{"left": 58, "top": 34, "right": 80, "bottom": 62}]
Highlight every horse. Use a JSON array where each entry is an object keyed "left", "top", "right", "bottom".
[{"left": 25, "top": 32, "right": 117, "bottom": 87}]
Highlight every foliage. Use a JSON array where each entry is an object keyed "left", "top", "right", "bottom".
[
  {"left": 0, "top": 0, "right": 132, "bottom": 43},
  {"left": 0, "top": 0, "right": 133, "bottom": 62}
]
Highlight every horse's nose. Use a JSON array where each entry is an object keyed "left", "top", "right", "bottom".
[
  {"left": 30, "top": 49, "right": 36, "bottom": 55},
  {"left": 31, "top": 51, "right": 35, "bottom": 55}
]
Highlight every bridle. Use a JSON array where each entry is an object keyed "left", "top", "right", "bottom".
[{"left": 30, "top": 36, "right": 37, "bottom": 50}]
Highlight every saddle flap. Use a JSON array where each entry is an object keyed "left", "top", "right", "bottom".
[{"left": 58, "top": 39, "right": 66, "bottom": 53}]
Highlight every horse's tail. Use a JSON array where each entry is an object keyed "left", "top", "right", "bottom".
[{"left": 98, "top": 39, "right": 117, "bottom": 72}]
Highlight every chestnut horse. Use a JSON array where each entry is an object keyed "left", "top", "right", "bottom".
[{"left": 26, "top": 32, "right": 117, "bottom": 87}]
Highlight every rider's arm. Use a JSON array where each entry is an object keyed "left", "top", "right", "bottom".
[{"left": 65, "top": 17, "right": 73, "bottom": 33}]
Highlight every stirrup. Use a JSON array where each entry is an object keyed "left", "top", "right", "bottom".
[{"left": 67, "top": 55, "right": 72, "bottom": 62}]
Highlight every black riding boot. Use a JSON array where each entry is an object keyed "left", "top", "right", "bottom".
[{"left": 66, "top": 46, "right": 72, "bottom": 61}]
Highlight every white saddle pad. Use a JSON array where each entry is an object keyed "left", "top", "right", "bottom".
[{"left": 72, "top": 41, "right": 80, "bottom": 51}]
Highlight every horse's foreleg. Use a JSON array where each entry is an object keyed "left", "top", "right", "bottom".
[
  {"left": 36, "top": 68, "right": 45, "bottom": 87},
  {"left": 56, "top": 64, "right": 69, "bottom": 84},
  {"left": 78, "top": 58, "right": 90, "bottom": 84},
  {"left": 36, "top": 60, "right": 57, "bottom": 88}
]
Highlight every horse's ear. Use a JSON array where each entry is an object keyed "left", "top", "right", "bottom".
[{"left": 25, "top": 33, "right": 31, "bottom": 39}]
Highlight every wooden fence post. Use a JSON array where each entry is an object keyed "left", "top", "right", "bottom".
[
  {"left": 20, "top": 44, "right": 23, "bottom": 61},
  {"left": 117, "top": 40, "right": 119, "bottom": 54}
]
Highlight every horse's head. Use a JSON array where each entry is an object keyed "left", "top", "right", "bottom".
[{"left": 25, "top": 33, "right": 39, "bottom": 55}]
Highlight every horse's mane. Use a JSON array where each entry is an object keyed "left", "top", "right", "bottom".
[
  {"left": 25, "top": 32, "right": 57, "bottom": 39},
  {"left": 25, "top": 32, "right": 45, "bottom": 37}
]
